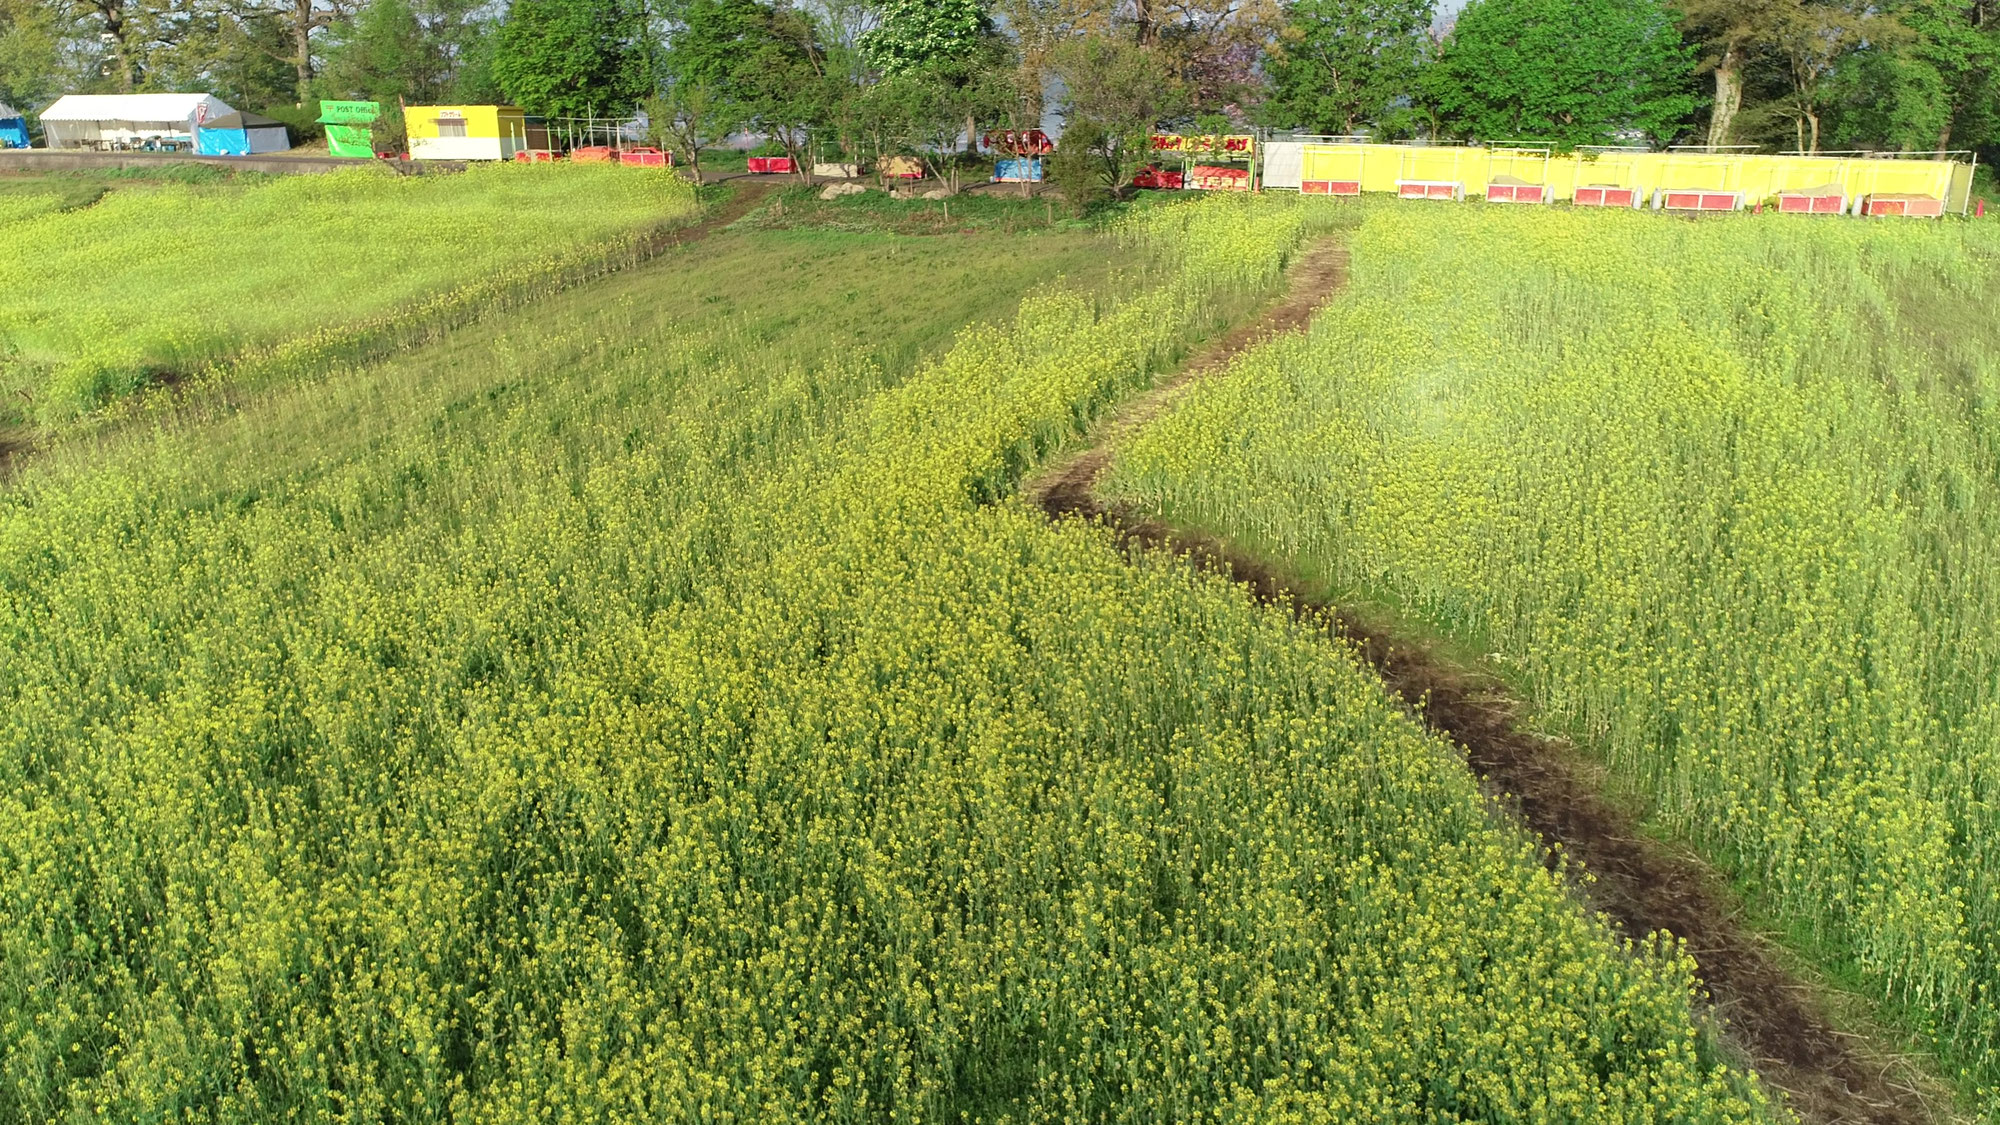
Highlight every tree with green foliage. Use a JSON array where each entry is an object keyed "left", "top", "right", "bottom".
[
  {"left": 665, "top": 0, "right": 833, "bottom": 179},
  {"left": 321, "top": 0, "right": 499, "bottom": 104},
  {"left": 873, "top": 54, "right": 1005, "bottom": 190},
  {"left": 491, "top": 0, "right": 657, "bottom": 117},
  {"left": 664, "top": 0, "right": 765, "bottom": 86},
  {"left": 1260, "top": 0, "right": 1433, "bottom": 135},
  {"left": 1048, "top": 37, "right": 1185, "bottom": 205},
  {"left": 644, "top": 76, "right": 741, "bottom": 176},
  {"left": 322, "top": 0, "right": 435, "bottom": 102},
  {"left": 1669, "top": 0, "right": 1778, "bottom": 148},
  {"left": 0, "top": 0, "right": 67, "bottom": 111},
  {"left": 1768, "top": 0, "right": 1887, "bottom": 152},
  {"left": 860, "top": 0, "right": 992, "bottom": 74},
  {"left": 1422, "top": 0, "right": 1697, "bottom": 147},
  {"left": 1825, "top": 0, "right": 1995, "bottom": 151}
]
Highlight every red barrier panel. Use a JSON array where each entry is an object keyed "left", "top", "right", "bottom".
[
  {"left": 1396, "top": 180, "right": 1463, "bottom": 201},
  {"left": 1190, "top": 165, "right": 1250, "bottom": 191},
  {"left": 570, "top": 146, "right": 615, "bottom": 163},
  {"left": 514, "top": 150, "right": 557, "bottom": 163},
  {"left": 1573, "top": 186, "right": 1639, "bottom": 208},
  {"left": 1659, "top": 189, "right": 1742, "bottom": 212},
  {"left": 1301, "top": 180, "right": 1361, "bottom": 196},
  {"left": 1485, "top": 182, "right": 1547, "bottom": 204},
  {"left": 1862, "top": 194, "right": 1945, "bottom": 217},
  {"left": 747, "top": 156, "right": 794, "bottom": 174},
  {"left": 618, "top": 147, "right": 670, "bottom": 167},
  {"left": 1777, "top": 192, "right": 1844, "bottom": 214}
]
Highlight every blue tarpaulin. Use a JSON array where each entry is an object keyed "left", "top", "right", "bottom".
[
  {"left": 993, "top": 157, "right": 1044, "bottom": 183},
  {"left": 195, "top": 111, "right": 290, "bottom": 156},
  {"left": 0, "top": 103, "right": 27, "bottom": 148}
]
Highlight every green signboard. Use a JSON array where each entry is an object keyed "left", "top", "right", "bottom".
[{"left": 318, "top": 100, "right": 380, "bottom": 158}]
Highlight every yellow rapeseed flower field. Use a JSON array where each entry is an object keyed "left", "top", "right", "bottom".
[
  {"left": 0, "top": 194, "right": 1771, "bottom": 1122},
  {"left": 1107, "top": 202, "right": 2000, "bottom": 1118}
]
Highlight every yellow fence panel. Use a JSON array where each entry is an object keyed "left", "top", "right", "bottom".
[{"left": 1295, "top": 143, "right": 1967, "bottom": 212}]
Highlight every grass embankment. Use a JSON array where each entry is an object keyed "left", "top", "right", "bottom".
[
  {"left": 0, "top": 164, "right": 697, "bottom": 427},
  {"left": 1106, "top": 204, "right": 2000, "bottom": 1119},
  {"left": 1, "top": 197, "right": 1773, "bottom": 1122}
]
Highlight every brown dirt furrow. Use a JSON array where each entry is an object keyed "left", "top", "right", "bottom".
[{"left": 1029, "top": 238, "right": 1947, "bottom": 1125}]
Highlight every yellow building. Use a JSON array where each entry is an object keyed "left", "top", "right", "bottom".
[{"left": 403, "top": 105, "right": 530, "bottom": 161}]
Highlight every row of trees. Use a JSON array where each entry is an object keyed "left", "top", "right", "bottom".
[
  {"left": 0, "top": 0, "right": 1991, "bottom": 162},
  {"left": 1270, "top": 0, "right": 1995, "bottom": 153}
]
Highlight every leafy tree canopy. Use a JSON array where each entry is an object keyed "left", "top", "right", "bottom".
[
  {"left": 491, "top": 0, "right": 656, "bottom": 117},
  {"left": 1424, "top": 0, "right": 1697, "bottom": 147},
  {"left": 860, "top": 0, "right": 992, "bottom": 75},
  {"left": 1262, "top": 0, "right": 1434, "bottom": 135}
]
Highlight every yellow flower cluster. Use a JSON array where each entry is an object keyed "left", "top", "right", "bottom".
[
  {"left": 1108, "top": 202, "right": 2000, "bottom": 1117},
  {"left": 0, "top": 195, "right": 1767, "bottom": 1122}
]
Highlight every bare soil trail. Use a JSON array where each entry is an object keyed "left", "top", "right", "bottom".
[{"left": 1028, "top": 238, "right": 1953, "bottom": 1125}]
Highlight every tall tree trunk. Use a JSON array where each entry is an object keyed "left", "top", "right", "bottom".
[
  {"left": 92, "top": 0, "right": 134, "bottom": 91},
  {"left": 1806, "top": 109, "right": 1819, "bottom": 154},
  {"left": 1937, "top": 120, "right": 1953, "bottom": 153},
  {"left": 1706, "top": 44, "right": 1741, "bottom": 151},
  {"left": 292, "top": 0, "right": 316, "bottom": 103},
  {"left": 1131, "top": 0, "right": 1155, "bottom": 45}
]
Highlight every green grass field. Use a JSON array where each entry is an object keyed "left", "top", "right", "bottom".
[
  {"left": 0, "top": 188, "right": 1777, "bottom": 1122},
  {"left": 0, "top": 164, "right": 696, "bottom": 426},
  {"left": 1105, "top": 203, "right": 2000, "bottom": 1116}
]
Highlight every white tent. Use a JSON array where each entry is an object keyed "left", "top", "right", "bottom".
[{"left": 39, "top": 93, "right": 234, "bottom": 151}]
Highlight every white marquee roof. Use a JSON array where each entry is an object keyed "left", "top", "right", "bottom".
[{"left": 40, "top": 93, "right": 234, "bottom": 123}]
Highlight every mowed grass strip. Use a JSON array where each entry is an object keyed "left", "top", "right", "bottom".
[{"left": 0, "top": 164, "right": 698, "bottom": 425}]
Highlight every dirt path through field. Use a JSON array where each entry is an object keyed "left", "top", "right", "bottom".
[{"left": 1028, "top": 239, "right": 1950, "bottom": 1125}]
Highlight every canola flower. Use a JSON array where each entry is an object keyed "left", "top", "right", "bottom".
[
  {"left": 1106, "top": 202, "right": 2000, "bottom": 1118},
  {"left": 0, "top": 195, "right": 1772, "bottom": 1122},
  {"left": 0, "top": 164, "right": 697, "bottom": 424}
]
